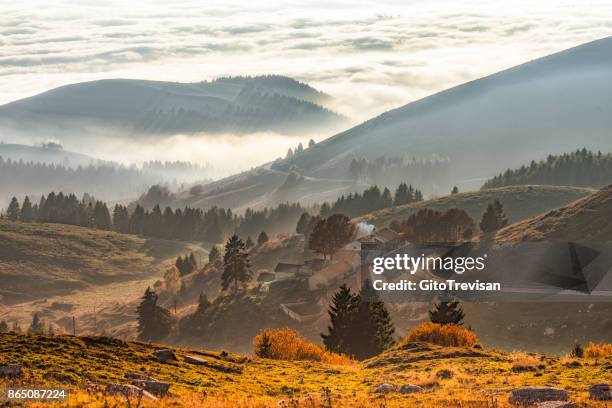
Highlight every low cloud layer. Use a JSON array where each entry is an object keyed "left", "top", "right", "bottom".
[{"left": 1, "top": 1, "right": 611, "bottom": 123}]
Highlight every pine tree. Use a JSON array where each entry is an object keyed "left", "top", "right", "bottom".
[
  {"left": 20, "top": 196, "right": 33, "bottom": 222},
  {"left": 257, "top": 231, "right": 269, "bottom": 245},
  {"left": 208, "top": 246, "right": 220, "bottom": 264},
  {"left": 351, "top": 280, "right": 396, "bottom": 359},
  {"left": 136, "top": 287, "right": 172, "bottom": 341},
  {"left": 0, "top": 320, "right": 8, "bottom": 333},
  {"left": 308, "top": 139, "right": 316, "bottom": 148},
  {"left": 451, "top": 186, "right": 459, "bottom": 194},
  {"left": 296, "top": 212, "right": 311, "bottom": 234},
  {"left": 321, "top": 284, "right": 359, "bottom": 354},
  {"left": 479, "top": 199, "right": 508, "bottom": 233},
  {"left": 245, "top": 236, "right": 254, "bottom": 248},
  {"left": 429, "top": 294, "right": 465, "bottom": 325},
  {"left": 47, "top": 324, "right": 55, "bottom": 336},
  {"left": 12, "top": 321, "right": 21, "bottom": 333},
  {"left": 6, "top": 197, "right": 20, "bottom": 221},
  {"left": 28, "top": 313, "right": 45, "bottom": 334},
  {"left": 222, "top": 234, "right": 252, "bottom": 292}
]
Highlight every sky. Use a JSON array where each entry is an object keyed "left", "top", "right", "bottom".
[{"left": 2, "top": 0, "right": 612, "bottom": 122}]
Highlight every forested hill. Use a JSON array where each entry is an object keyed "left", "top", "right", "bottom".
[
  {"left": 482, "top": 149, "right": 612, "bottom": 189},
  {"left": 0, "top": 76, "right": 348, "bottom": 139}
]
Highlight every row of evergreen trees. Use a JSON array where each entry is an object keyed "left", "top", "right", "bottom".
[
  {"left": 482, "top": 148, "right": 612, "bottom": 189},
  {"left": 3, "top": 192, "right": 304, "bottom": 244},
  {"left": 320, "top": 183, "right": 423, "bottom": 219}
]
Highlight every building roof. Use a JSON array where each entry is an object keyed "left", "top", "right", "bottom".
[{"left": 274, "top": 262, "right": 303, "bottom": 273}]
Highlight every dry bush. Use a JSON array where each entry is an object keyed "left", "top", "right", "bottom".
[
  {"left": 510, "top": 352, "right": 540, "bottom": 372},
  {"left": 253, "top": 328, "right": 354, "bottom": 365},
  {"left": 584, "top": 342, "right": 612, "bottom": 358},
  {"left": 403, "top": 323, "right": 478, "bottom": 347}
]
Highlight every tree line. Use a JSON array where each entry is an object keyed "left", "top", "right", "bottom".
[
  {"left": 482, "top": 148, "right": 612, "bottom": 189},
  {"left": 320, "top": 183, "right": 423, "bottom": 219},
  {"left": 2, "top": 192, "right": 307, "bottom": 243}
]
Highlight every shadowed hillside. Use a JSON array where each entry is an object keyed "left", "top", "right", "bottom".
[
  {"left": 496, "top": 184, "right": 612, "bottom": 242},
  {"left": 357, "top": 185, "right": 593, "bottom": 228},
  {"left": 0, "top": 219, "right": 193, "bottom": 303}
]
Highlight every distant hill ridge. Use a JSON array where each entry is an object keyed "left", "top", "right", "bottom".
[{"left": 0, "top": 75, "right": 348, "bottom": 138}]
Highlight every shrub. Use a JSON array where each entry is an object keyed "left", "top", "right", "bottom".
[
  {"left": 570, "top": 342, "right": 584, "bottom": 358},
  {"left": 403, "top": 323, "right": 477, "bottom": 347},
  {"left": 253, "top": 328, "right": 354, "bottom": 365},
  {"left": 584, "top": 342, "right": 612, "bottom": 358},
  {"left": 510, "top": 352, "right": 541, "bottom": 372}
]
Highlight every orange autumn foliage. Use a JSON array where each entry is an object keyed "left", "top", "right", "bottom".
[
  {"left": 403, "top": 322, "right": 478, "bottom": 347},
  {"left": 253, "top": 328, "right": 354, "bottom": 365}
]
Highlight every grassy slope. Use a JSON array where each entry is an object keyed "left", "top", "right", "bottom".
[
  {"left": 0, "top": 219, "right": 192, "bottom": 302},
  {"left": 1, "top": 333, "right": 610, "bottom": 407},
  {"left": 495, "top": 184, "right": 612, "bottom": 242},
  {"left": 357, "top": 185, "right": 594, "bottom": 228}
]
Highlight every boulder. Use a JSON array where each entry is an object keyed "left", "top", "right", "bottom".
[
  {"left": 399, "top": 384, "right": 423, "bottom": 394},
  {"left": 373, "top": 384, "right": 396, "bottom": 393},
  {"left": 589, "top": 383, "right": 612, "bottom": 401},
  {"left": 509, "top": 387, "right": 568, "bottom": 405},
  {"left": 105, "top": 383, "right": 158, "bottom": 401},
  {"left": 536, "top": 402, "right": 577, "bottom": 408},
  {"left": 0, "top": 364, "right": 21, "bottom": 378},
  {"left": 132, "top": 380, "right": 170, "bottom": 396},
  {"left": 153, "top": 349, "right": 177, "bottom": 362}
]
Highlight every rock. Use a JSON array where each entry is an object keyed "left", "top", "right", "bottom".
[
  {"left": 125, "top": 372, "right": 154, "bottom": 381},
  {"left": 436, "top": 369, "right": 453, "bottom": 379},
  {"left": 589, "top": 383, "right": 612, "bottom": 401},
  {"left": 399, "top": 384, "right": 423, "bottom": 394},
  {"left": 373, "top": 384, "right": 396, "bottom": 393},
  {"left": 105, "top": 383, "right": 157, "bottom": 401},
  {"left": 509, "top": 387, "right": 568, "bottom": 405},
  {"left": 153, "top": 349, "right": 177, "bottom": 362},
  {"left": 183, "top": 355, "right": 241, "bottom": 373},
  {"left": 132, "top": 380, "right": 170, "bottom": 396},
  {"left": 536, "top": 402, "right": 577, "bottom": 408},
  {"left": 0, "top": 364, "right": 21, "bottom": 377}
]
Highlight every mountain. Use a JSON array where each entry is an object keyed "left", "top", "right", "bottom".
[
  {"left": 277, "top": 36, "right": 612, "bottom": 192},
  {"left": 496, "top": 184, "right": 612, "bottom": 242},
  {"left": 0, "top": 76, "right": 348, "bottom": 140}
]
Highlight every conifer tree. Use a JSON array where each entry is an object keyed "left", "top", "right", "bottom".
[
  {"left": 429, "top": 294, "right": 465, "bottom": 325},
  {"left": 321, "top": 284, "right": 359, "bottom": 354},
  {"left": 479, "top": 199, "right": 508, "bottom": 233},
  {"left": 0, "top": 320, "right": 8, "bottom": 333},
  {"left": 308, "top": 139, "right": 316, "bottom": 148},
  {"left": 28, "top": 313, "right": 45, "bottom": 334},
  {"left": 136, "top": 287, "right": 172, "bottom": 341},
  {"left": 296, "top": 212, "right": 311, "bottom": 234},
  {"left": 6, "top": 197, "right": 20, "bottom": 221},
  {"left": 257, "top": 231, "right": 269, "bottom": 245},
  {"left": 208, "top": 246, "right": 220, "bottom": 264},
  {"left": 20, "top": 196, "right": 33, "bottom": 222},
  {"left": 245, "top": 236, "right": 254, "bottom": 248},
  {"left": 451, "top": 186, "right": 459, "bottom": 194},
  {"left": 222, "top": 234, "right": 252, "bottom": 292},
  {"left": 352, "top": 280, "right": 396, "bottom": 359}
]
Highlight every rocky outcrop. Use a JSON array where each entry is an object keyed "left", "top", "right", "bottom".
[
  {"left": 509, "top": 387, "right": 568, "bottom": 405},
  {"left": 153, "top": 349, "right": 177, "bottom": 362},
  {"left": 399, "top": 384, "right": 423, "bottom": 394},
  {"left": 535, "top": 402, "right": 577, "bottom": 408},
  {"left": 373, "top": 384, "right": 396, "bottom": 393},
  {"left": 105, "top": 383, "right": 157, "bottom": 401},
  {"left": 589, "top": 383, "right": 611, "bottom": 401},
  {"left": 0, "top": 364, "right": 21, "bottom": 378}
]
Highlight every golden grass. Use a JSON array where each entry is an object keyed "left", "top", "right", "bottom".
[
  {"left": 253, "top": 328, "right": 354, "bottom": 365},
  {"left": 403, "top": 323, "right": 478, "bottom": 347},
  {"left": 584, "top": 342, "right": 612, "bottom": 358},
  {"left": 509, "top": 352, "right": 541, "bottom": 372}
]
